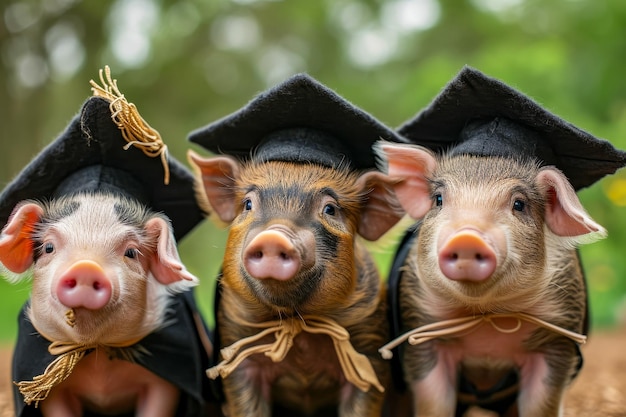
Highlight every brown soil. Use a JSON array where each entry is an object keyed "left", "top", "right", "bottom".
[{"left": 1, "top": 329, "right": 625, "bottom": 416}]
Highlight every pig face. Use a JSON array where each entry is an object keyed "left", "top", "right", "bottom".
[
  {"left": 0, "top": 192, "right": 197, "bottom": 346},
  {"left": 378, "top": 142, "right": 606, "bottom": 312},
  {"left": 188, "top": 152, "right": 403, "bottom": 315}
]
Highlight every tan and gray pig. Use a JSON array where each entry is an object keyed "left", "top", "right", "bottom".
[
  {"left": 0, "top": 72, "right": 212, "bottom": 417},
  {"left": 187, "top": 74, "right": 407, "bottom": 417},
  {"left": 377, "top": 67, "right": 626, "bottom": 417}
]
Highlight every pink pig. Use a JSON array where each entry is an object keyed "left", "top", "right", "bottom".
[
  {"left": 377, "top": 142, "right": 606, "bottom": 417},
  {"left": 0, "top": 192, "right": 198, "bottom": 417}
]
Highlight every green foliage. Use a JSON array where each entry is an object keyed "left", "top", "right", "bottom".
[{"left": 1, "top": 0, "right": 625, "bottom": 343}]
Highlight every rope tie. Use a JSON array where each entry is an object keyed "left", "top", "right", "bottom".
[
  {"left": 90, "top": 65, "right": 170, "bottom": 185},
  {"left": 15, "top": 335, "right": 143, "bottom": 408},
  {"left": 207, "top": 315, "right": 384, "bottom": 393},
  {"left": 379, "top": 312, "right": 587, "bottom": 360}
]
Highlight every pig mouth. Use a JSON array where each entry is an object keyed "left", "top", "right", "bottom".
[{"left": 242, "top": 266, "right": 325, "bottom": 309}]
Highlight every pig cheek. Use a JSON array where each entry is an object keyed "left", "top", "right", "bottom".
[
  {"left": 312, "top": 224, "right": 357, "bottom": 304},
  {"left": 504, "top": 221, "right": 548, "bottom": 289},
  {"left": 222, "top": 221, "right": 255, "bottom": 296},
  {"left": 29, "top": 264, "right": 67, "bottom": 340},
  {"left": 416, "top": 219, "right": 447, "bottom": 293},
  {"left": 115, "top": 261, "right": 149, "bottom": 325}
]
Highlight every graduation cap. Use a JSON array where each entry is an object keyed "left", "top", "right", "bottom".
[
  {"left": 0, "top": 67, "right": 204, "bottom": 240},
  {"left": 397, "top": 66, "right": 626, "bottom": 190},
  {"left": 188, "top": 73, "right": 407, "bottom": 170}
]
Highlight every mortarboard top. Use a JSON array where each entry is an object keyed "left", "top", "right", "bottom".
[
  {"left": 188, "top": 73, "right": 407, "bottom": 170},
  {"left": 397, "top": 66, "right": 626, "bottom": 190},
  {"left": 0, "top": 67, "right": 204, "bottom": 240}
]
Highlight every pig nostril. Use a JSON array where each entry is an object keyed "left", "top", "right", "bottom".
[
  {"left": 438, "top": 231, "right": 497, "bottom": 282},
  {"left": 243, "top": 230, "right": 302, "bottom": 281},
  {"left": 56, "top": 260, "right": 112, "bottom": 310}
]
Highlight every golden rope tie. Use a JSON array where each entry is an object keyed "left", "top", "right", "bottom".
[
  {"left": 378, "top": 312, "right": 587, "bottom": 360},
  {"left": 207, "top": 315, "right": 384, "bottom": 393},
  {"left": 89, "top": 65, "right": 170, "bottom": 185},
  {"left": 15, "top": 336, "right": 143, "bottom": 408}
]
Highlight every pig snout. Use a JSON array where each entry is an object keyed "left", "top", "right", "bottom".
[
  {"left": 56, "top": 260, "right": 112, "bottom": 310},
  {"left": 438, "top": 229, "right": 497, "bottom": 282},
  {"left": 243, "top": 226, "right": 315, "bottom": 281}
]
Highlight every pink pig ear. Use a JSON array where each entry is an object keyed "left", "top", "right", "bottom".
[
  {"left": 0, "top": 203, "right": 43, "bottom": 274},
  {"left": 187, "top": 150, "right": 240, "bottom": 224},
  {"left": 356, "top": 170, "right": 405, "bottom": 241},
  {"left": 144, "top": 217, "right": 198, "bottom": 287},
  {"left": 536, "top": 167, "right": 607, "bottom": 239},
  {"left": 375, "top": 141, "right": 437, "bottom": 220}
]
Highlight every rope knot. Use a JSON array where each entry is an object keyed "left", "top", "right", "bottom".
[{"left": 206, "top": 315, "right": 384, "bottom": 393}]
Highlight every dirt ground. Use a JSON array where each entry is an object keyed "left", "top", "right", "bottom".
[{"left": 0, "top": 329, "right": 624, "bottom": 416}]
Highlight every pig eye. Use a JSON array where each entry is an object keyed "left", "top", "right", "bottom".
[
  {"left": 513, "top": 199, "right": 526, "bottom": 212},
  {"left": 434, "top": 194, "right": 443, "bottom": 207},
  {"left": 243, "top": 198, "right": 253, "bottom": 211},
  {"left": 323, "top": 203, "right": 336, "bottom": 216},
  {"left": 44, "top": 242, "right": 54, "bottom": 254},
  {"left": 124, "top": 248, "right": 138, "bottom": 259}
]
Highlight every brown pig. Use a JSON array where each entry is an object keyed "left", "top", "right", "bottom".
[
  {"left": 377, "top": 67, "right": 626, "bottom": 417},
  {"left": 0, "top": 72, "right": 212, "bottom": 417},
  {"left": 187, "top": 73, "right": 407, "bottom": 417}
]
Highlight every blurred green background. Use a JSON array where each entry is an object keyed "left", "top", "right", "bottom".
[{"left": 1, "top": 0, "right": 625, "bottom": 344}]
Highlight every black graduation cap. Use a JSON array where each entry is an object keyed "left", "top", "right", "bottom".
[
  {"left": 397, "top": 65, "right": 626, "bottom": 190},
  {"left": 0, "top": 68, "right": 204, "bottom": 240},
  {"left": 188, "top": 73, "right": 407, "bottom": 170}
]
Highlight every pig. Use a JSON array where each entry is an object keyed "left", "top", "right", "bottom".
[
  {"left": 376, "top": 141, "right": 606, "bottom": 417},
  {"left": 0, "top": 191, "right": 199, "bottom": 417},
  {"left": 188, "top": 151, "right": 404, "bottom": 417}
]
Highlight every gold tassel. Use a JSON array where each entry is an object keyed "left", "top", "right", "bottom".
[
  {"left": 15, "top": 347, "right": 90, "bottom": 408},
  {"left": 206, "top": 315, "right": 384, "bottom": 393},
  {"left": 89, "top": 65, "right": 170, "bottom": 185}
]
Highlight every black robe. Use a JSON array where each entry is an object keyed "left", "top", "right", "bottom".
[{"left": 12, "top": 291, "right": 217, "bottom": 417}]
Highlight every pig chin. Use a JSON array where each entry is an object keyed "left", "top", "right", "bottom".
[
  {"left": 29, "top": 305, "right": 148, "bottom": 346},
  {"left": 434, "top": 271, "right": 542, "bottom": 313},
  {"left": 437, "top": 276, "right": 500, "bottom": 307},
  {"left": 242, "top": 267, "right": 324, "bottom": 311}
]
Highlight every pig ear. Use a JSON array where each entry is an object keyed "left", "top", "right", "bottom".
[
  {"left": 187, "top": 150, "right": 240, "bottom": 223},
  {"left": 0, "top": 203, "right": 43, "bottom": 274},
  {"left": 355, "top": 171, "right": 405, "bottom": 241},
  {"left": 536, "top": 167, "right": 607, "bottom": 241},
  {"left": 144, "top": 217, "right": 199, "bottom": 288},
  {"left": 374, "top": 141, "right": 436, "bottom": 220}
]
